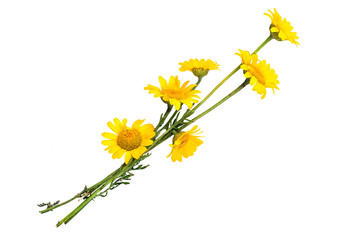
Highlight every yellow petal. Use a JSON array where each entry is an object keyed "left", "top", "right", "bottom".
[
  {"left": 122, "top": 118, "right": 128, "bottom": 127},
  {"left": 261, "top": 90, "right": 267, "bottom": 99},
  {"left": 159, "top": 76, "right": 168, "bottom": 89},
  {"left": 278, "top": 31, "right": 287, "bottom": 40},
  {"left": 124, "top": 152, "right": 132, "bottom": 164},
  {"left": 130, "top": 149, "right": 141, "bottom": 159},
  {"left": 168, "top": 76, "right": 176, "bottom": 88},
  {"left": 141, "top": 130, "right": 155, "bottom": 140},
  {"left": 112, "top": 149, "right": 126, "bottom": 159},
  {"left": 270, "top": 26, "right": 279, "bottom": 32},
  {"left": 139, "top": 123, "right": 154, "bottom": 135},
  {"left": 137, "top": 146, "right": 147, "bottom": 156},
  {"left": 132, "top": 119, "right": 145, "bottom": 129},
  {"left": 172, "top": 151, "right": 182, "bottom": 162},
  {"left": 101, "top": 139, "right": 117, "bottom": 146},
  {"left": 249, "top": 77, "right": 256, "bottom": 86},
  {"left": 107, "top": 121, "right": 119, "bottom": 134},
  {"left": 181, "top": 99, "right": 193, "bottom": 110},
  {"left": 174, "top": 100, "right": 181, "bottom": 111},
  {"left": 167, "top": 150, "right": 173, "bottom": 158},
  {"left": 113, "top": 118, "right": 125, "bottom": 131},
  {"left": 244, "top": 72, "right": 252, "bottom": 79},
  {"left": 107, "top": 145, "right": 121, "bottom": 153},
  {"left": 102, "top": 132, "right": 118, "bottom": 140},
  {"left": 141, "top": 139, "right": 153, "bottom": 146},
  {"left": 174, "top": 76, "right": 181, "bottom": 88}
]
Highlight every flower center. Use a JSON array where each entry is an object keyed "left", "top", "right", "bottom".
[
  {"left": 173, "top": 132, "right": 190, "bottom": 147},
  {"left": 249, "top": 66, "right": 266, "bottom": 86},
  {"left": 163, "top": 89, "right": 186, "bottom": 100},
  {"left": 117, "top": 129, "right": 142, "bottom": 151}
]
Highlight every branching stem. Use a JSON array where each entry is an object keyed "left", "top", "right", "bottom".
[{"left": 39, "top": 35, "right": 273, "bottom": 227}]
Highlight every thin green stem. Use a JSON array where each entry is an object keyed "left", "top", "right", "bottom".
[
  {"left": 148, "top": 125, "right": 175, "bottom": 152},
  {"left": 252, "top": 35, "right": 272, "bottom": 54},
  {"left": 39, "top": 164, "right": 126, "bottom": 214},
  {"left": 39, "top": 196, "right": 77, "bottom": 214},
  {"left": 179, "top": 79, "right": 250, "bottom": 131},
  {"left": 188, "top": 65, "right": 241, "bottom": 116},
  {"left": 57, "top": 178, "right": 113, "bottom": 227},
  {"left": 56, "top": 160, "right": 137, "bottom": 227},
  {"left": 194, "top": 76, "right": 203, "bottom": 89},
  {"left": 154, "top": 104, "right": 172, "bottom": 132},
  {"left": 157, "top": 109, "right": 178, "bottom": 135},
  {"left": 182, "top": 76, "right": 203, "bottom": 117}
]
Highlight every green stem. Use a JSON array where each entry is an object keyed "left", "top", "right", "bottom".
[
  {"left": 154, "top": 104, "right": 172, "bottom": 132},
  {"left": 179, "top": 79, "right": 250, "bottom": 131},
  {"left": 252, "top": 35, "right": 272, "bottom": 54},
  {"left": 150, "top": 80, "right": 249, "bottom": 147},
  {"left": 188, "top": 65, "right": 241, "bottom": 116},
  {"left": 39, "top": 164, "right": 126, "bottom": 214},
  {"left": 57, "top": 178, "right": 113, "bottom": 227},
  {"left": 183, "top": 76, "right": 203, "bottom": 116},
  {"left": 157, "top": 109, "right": 178, "bottom": 136},
  {"left": 148, "top": 126, "right": 174, "bottom": 151},
  {"left": 56, "top": 159, "right": 138, "bottom": 227},
  {"left": 39, "top": 196, "right": 77, "bottom": 214},
  {"left": 194, "top": 76, "right": 203, "bottom": 89}
]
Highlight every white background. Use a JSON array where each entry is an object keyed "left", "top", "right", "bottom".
[{"left": 1, "top": 0, "right": 359, "bottom": 239}]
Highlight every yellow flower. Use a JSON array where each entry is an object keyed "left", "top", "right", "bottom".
[
  {"left": 102, "top": 118, "right": 155, "bottom": 164},
  {"left": 167, "top": 125, "right": 203, "bottom": 162},
  {"left": 236, "top": 49, "right": 279, "bottom": 99},
  {"left": 144, "top": 76, "right": 201, "bottom": 110},
  {"left": 179, "top": 59, "right": 220, "bottom": 77},
  {"left": 265, "top": 8, "right": 299, "bottom": 46}
]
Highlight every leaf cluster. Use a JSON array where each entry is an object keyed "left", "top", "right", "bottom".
[{"left": 94, "top": 153, "right": 151, "bottom": 198}]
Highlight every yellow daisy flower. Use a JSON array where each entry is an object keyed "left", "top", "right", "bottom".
[
  {"left": 265, "top": 8, "right": 299, "bottom": 46},
  {"left": 236, "top": 49, "right": 279, "bottom": 99},
  {"left": 167, "top": 125, "right": 203, "bottom": 162},
  {"left": 144, "top": 76, "right": 201, "bottom": 111},
  {"left": 179, "top": 59, "right": 220, "bottom": 77},
  {"left": 102, "top": 118, "right": 155, "bottom": 164}
]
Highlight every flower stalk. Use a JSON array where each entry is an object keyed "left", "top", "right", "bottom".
[
  {"left": 180, "top": 78, "right": 250, "bottom": 131},
  {"left": 253, "top": 35, "right": 272, "bottom": 54}
]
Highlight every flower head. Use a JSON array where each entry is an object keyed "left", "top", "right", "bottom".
[
  {"left": 236, "top": 49, "right": 279, "bottom": 99},
  {"left": 265, "top": 8, "right": 299, "bottom": 46},
  {"left": 145, "top": 76, "right": 201, "bottom": 110},
  {"left": 102, "top": 118, "right": 155, "bottom": 164},
  {"left": 179, "top": 59, "right": 220, "bottom": 77},
  {"left": 167, "top": 125, "right": 203, "bottom": 162}
]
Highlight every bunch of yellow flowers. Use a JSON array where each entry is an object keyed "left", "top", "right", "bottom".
[{"left": 39, "top": 8, "right": 299, "bottom": 227}]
